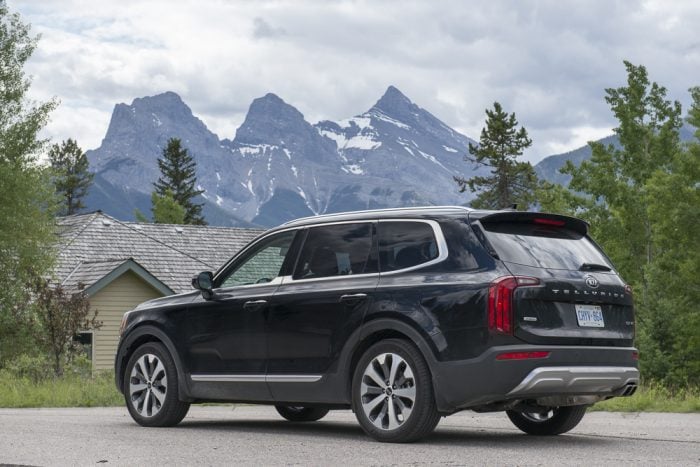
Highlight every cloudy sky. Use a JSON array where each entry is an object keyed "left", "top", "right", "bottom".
[{"left": 11, "top": 0, "right": 700, "bottom": 162}]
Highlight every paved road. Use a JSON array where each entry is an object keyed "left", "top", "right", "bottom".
[{"left": 0, "top": 406, "right": 698, "bottom": 466}]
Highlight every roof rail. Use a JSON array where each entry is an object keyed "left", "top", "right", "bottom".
[{"left": 281, "top": 205, "right": 473, "bottom": 226}]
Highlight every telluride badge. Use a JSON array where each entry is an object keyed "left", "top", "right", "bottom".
[{"left": 585, "top": 275, "right": 599, "bottom": 288}]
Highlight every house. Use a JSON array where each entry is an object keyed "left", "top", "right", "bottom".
[{"left": 55, "top": 212, "right": 264, "bottom": 371}]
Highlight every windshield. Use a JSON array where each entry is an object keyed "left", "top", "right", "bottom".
[{"left": 480, "top": 222, "right": 614, "bottom": 271}]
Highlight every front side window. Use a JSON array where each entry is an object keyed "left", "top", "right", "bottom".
[
  {"left": 293, "top": 223, "right": 375, "bottom": 280},
  {"left": 219, "top": 231, "right": 296, "bottom": 287},
  {"left": 379, "top": 221, "right": 439, "bottom": 272}
]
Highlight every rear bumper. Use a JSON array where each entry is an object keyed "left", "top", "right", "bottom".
[
  {"left": 507, "top": 366, "right": 639, "bottom": 397},
  {"left": 430, "top": 345, "right": 639, "bottom": 412}
]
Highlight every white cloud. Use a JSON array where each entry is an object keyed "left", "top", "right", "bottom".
[{"left": 10, "top": 0, "right": 700, "bottom": 161}]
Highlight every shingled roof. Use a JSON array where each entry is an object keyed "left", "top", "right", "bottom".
[{"left": 56, "top": 212, "right": 264, "bottom": 294}]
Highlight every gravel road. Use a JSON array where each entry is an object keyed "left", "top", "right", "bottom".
[{"left": 0, "top": 406, "right": 698, "bottom": 466}]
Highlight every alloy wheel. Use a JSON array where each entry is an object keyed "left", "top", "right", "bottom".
[
  {"left": 521, "top": 408, "right": 556, "bottom": 422},
  {"left": 129, "top": 353, "right": 167, "bottom": 417},
  {"left": 360, "top": 352, "right": 416, "bottom": 430}
]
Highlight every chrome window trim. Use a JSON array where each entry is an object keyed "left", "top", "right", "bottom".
[
  {"left": 191, "top": 374, "right": 322, "bottom": 383},
  {"left": 215, "top": 217, "right": 450, "bottom": 288}
]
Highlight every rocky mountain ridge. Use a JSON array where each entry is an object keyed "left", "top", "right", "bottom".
[{"left": 85, "top": 86, "right": 481, "bottom": 226}]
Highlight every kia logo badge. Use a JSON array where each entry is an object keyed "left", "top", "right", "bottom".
[{"left": 585, "top": 275, "right": 599, "bottom": 288}]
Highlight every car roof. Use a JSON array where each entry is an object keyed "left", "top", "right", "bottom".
[{"left": 277, "top": 205, "right": 474, "bottom": 229}]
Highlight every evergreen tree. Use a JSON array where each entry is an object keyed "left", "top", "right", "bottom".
[
  {"left": 0, "top": 2, "right": 58, "bottom": 364},
  {"left": 454, "top": 102, "right": 537, "bottom": 209},
  {"left": 153, "top": 137, "right": 206, "bottom": 225},
  {"left": 48, "top": 138, "right": 93, "bottom": 215}
]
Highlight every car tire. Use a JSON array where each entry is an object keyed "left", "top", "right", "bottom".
[
  {"left": 506, "top": 405, "right": 587, "bottom": 435},
  {"left": 275, "top": 405, "right": 330, "bottom": 422},
  {"left": 124, "top": 342, "right": 190, "bottom": 427},
  {"left": 351, "top": 338, "right": 440, "bottom": 443}
]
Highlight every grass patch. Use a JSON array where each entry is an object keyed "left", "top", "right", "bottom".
[
  {"left": 590, "top": 383, "right": 700, "bottom": 413},
  {"left": 0, "top": 371, "right": 122, "bottom": 408},
  {"left": 0, "top": 371, "right": 697, "bottom": 412}
]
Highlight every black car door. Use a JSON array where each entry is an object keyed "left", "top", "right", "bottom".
[
  {"left": 182, "top": 229, "right": 298, "bottom": 401},
  {"left": 266, "top": 222, "right": 379, "bottom": 402}
]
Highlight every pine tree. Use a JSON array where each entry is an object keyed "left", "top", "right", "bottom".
[
  {"left": 48, "top": 138, "right": 93, "bottom": 215},
  {"left": 454, "top": 102, "right": 537, "bottom": 209},
  {"left": 153, "top": 137, "right": 206, "bottom": 225}
]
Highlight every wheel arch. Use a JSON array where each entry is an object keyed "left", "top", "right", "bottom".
[
  {"left": 341, "top": 317, "right": 441, "bottom": 404},
  {"left": 116, "top": 324, "right": 192, "bottom": 401}
]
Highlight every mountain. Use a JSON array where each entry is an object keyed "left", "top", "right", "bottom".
[
  {"left": 535, "top": 123, "right": 697, "bottom": 185},
  {"left": 86, "top": 87, "right": 480, "bottom": 227}
]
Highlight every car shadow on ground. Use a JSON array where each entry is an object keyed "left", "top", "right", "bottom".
[{"left": 175, "top": 418, "right": 616, "bottom": 447}]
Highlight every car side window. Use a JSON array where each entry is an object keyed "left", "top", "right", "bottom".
[
  {"left": 379, "top": 221, "right": 439, "bottom": 272},
  {"left": 219, "top": 230, "right": 296, "bottom": 288},
  {"left": 293, "top": 223, "right": 375, "bottom": 280}
]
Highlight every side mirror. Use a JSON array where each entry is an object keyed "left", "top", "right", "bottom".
[{"left": 192, "top": 271, "right": 214, "bottom": 299}]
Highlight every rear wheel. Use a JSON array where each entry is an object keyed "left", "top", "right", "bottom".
[
  {"left": 351, "top": 339, "right": 440, "bottom": 443},
  {"left": 124, "top": 342, "right": 190, "bottom": 427},
  {"left": 275, "top": 405, "right": 329, "bottom": 422},
  {"left": 506, "top": 405, "right": 587, "bottom": 435}
]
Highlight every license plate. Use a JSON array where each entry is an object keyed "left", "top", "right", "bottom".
[{"left": 575, "top": 304, "right": 604, "bottom": 327}]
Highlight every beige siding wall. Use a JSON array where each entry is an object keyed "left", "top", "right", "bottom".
[{"left": 90, "top": 271, "right": 165, "bottom": 371}]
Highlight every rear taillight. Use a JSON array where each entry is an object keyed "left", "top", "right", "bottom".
[{"left": 488, "top": 276, "right": 540, "bottom": 334}]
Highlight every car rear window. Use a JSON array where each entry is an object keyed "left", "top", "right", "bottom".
[
  {"left": 479, "top": 221, "right": 613, "bottom": 271},
  {"left": 379, "top": 221, "right": 439, "bottom": 272}
]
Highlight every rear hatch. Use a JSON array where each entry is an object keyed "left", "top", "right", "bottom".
[{"left": 472, "top": 212, "right": 634, "bottom": 347}]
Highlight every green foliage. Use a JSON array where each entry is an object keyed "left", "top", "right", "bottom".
[
  {"left": 0, "top": 3, "right": 58, "bottom": 365},
  {"left": 48, "top": 138, "right": 93, "bottom": 215},
  {"left": 151, "top": 190, "right": 186, "bottom": 224},
  {"left": 589, "top": 382, "right": 700, "bottom": 413},
  {"left": 534, "top": 180, "right": 585, "bottom": 216},
  {"left": 153, "top": 137, "right": 206, "bottom": 224},
  {"left": 0, "top": 370, "right": 122, "bottom": 407},
  {"left": 29, "top": 279, "right": 101, "bottom": 377},
  {"left": 454, "top": 102, "right": 537, "bottom": 209},
  {"left": 561, "top": 61, "right": 698, "bottom": 385},
  {"left": 133, "top": 208, "right": 149, "bottom": 223}
]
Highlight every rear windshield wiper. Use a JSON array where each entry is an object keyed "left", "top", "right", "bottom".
[{"left": 579, "top": 262, "right": 612, "bottom": 272}]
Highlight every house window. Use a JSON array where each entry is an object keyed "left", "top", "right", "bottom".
[{"left": 73, "top": 332, "right": 93, "bottom": 361}]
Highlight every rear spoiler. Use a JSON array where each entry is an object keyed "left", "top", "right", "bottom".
[{"left": 470, "top": 211, "right": 589, "bottom": 236}]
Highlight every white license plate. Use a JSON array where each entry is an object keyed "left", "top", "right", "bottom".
[{"left": 575, "top": 304, "right": 604, "bottom": 327}]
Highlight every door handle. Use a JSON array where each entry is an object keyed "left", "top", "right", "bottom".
[
  {"left": 339, "top": 293, "right": 368, "bottom": 305},
  {"left": 243, "top": 299, "right": 268, "bottom": 311}
]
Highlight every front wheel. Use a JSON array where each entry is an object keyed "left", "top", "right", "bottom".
[
  {"left": 124, "top": 342, "right": 190, "bottom": 427},
  {"left": 351, "top": 339, "right": 440, "bottom": 443},
  {"left": 275, "top": 405, "right": 329, "bottom": 422},
  {"left": 506, "top": 405, "right": 587, "bottom": 435}
]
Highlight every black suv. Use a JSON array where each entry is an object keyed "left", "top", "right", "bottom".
[{"left": 115, "top": 206, "right": 639, "bottom": 442}]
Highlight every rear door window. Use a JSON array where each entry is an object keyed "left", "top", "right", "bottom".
[
  {"left": 293, "top": 223, "right": 376, "bottom": 280},
  {"left": 480, "top": 221, "right": 613, "bottom": 271},
  {"left": 379, "top": 221, "right": 439, "bottom": 272}
]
